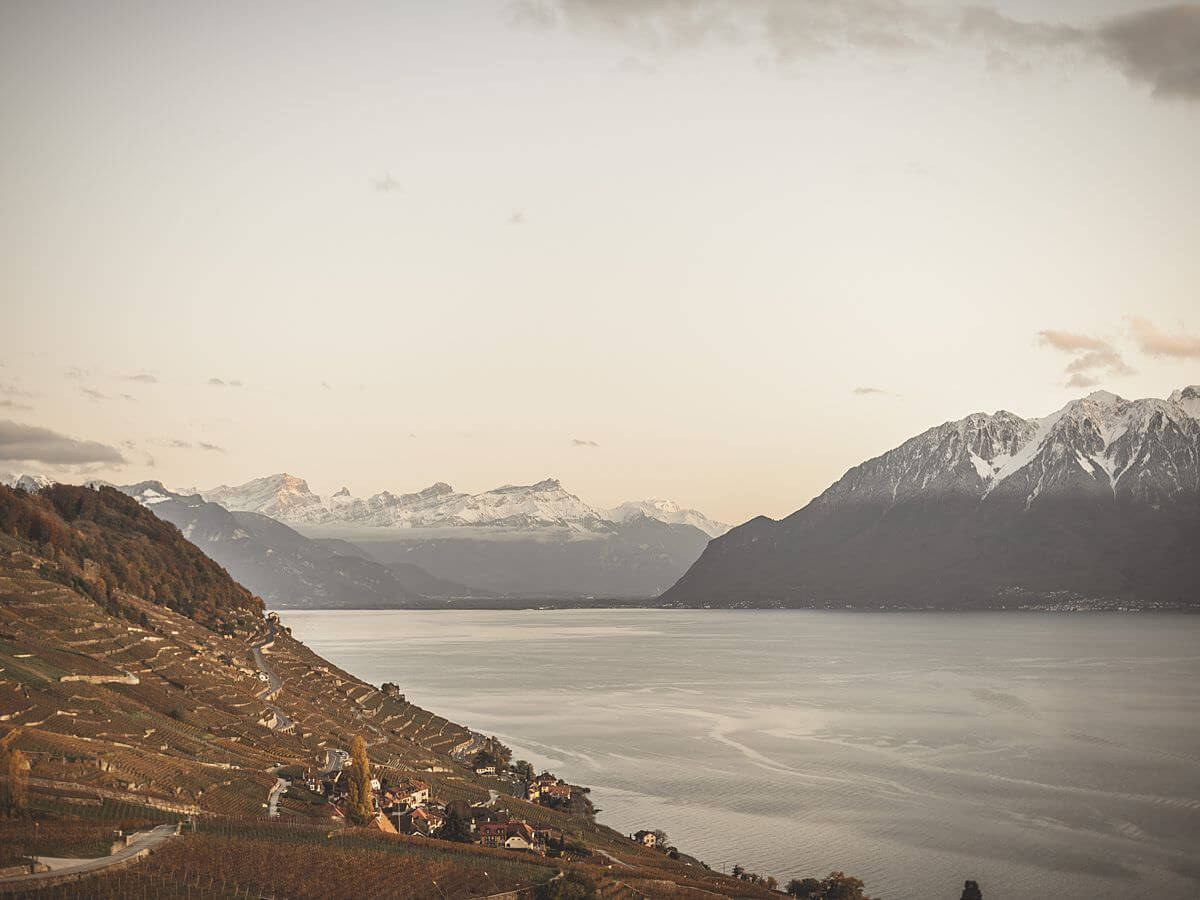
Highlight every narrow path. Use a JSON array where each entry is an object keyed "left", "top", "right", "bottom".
[
  {"left": 0, "top": 824, "right": 178, "bottom": 886},
  {"left": 251, "top": 623, "right": 293, "bottom": 733}
]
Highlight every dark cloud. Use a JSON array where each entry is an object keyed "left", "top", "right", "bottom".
[
  {"left": 1129, "top": 317, "right": 1200, "bottom": 359},
  {"left": 81, "top": 387, "right": 106, "bottom": 401},
  {"left": 0, "top": 420, "right": 125, "bottom": 465},
  {"left": 208, "top": 378, "right": 225, "bottom": 386},
  {"left": 518, "top": 1, "right": 1200, "bottom": 101},
  {"left": 123, "top": 373, "right": 158, "bottom": 383},
  {"left": 198, "top": 442, "right": 225, "bottom": 453},
  {"left": 208, "top": 378, "right": 244, "bottom": 387},
  {"left": 1097, "top": 6, "right": 1200, "bottom": 100},
  {"left": 1039, "top": 328, "right": 1134, "bottom": 385},
  {"left": 571, "top": 438, "right": 600, "bottom": 447}
]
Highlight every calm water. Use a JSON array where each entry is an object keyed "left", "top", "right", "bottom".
[{"left": 281, "top": 609, "right": 1200, "bottom": 899}]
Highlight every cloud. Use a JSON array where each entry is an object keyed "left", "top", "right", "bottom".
[
  {"left": 198, "top": 442, "right": 225, "bottom": 453},
  {"left": 1129, "top": 317, "right": 1200, "bottom": 359},
  {"left": 1037, "top": 329, "right": 1109, "bottom": 353},
  {"left": 517, "top": 1, "right": 1200, "bottom": 100},
  {"left": 852, "top": 386, "right": 894, "bottom": 396},
  {"left": 121, "top": 394, "right": 137, "bottom": 402},
  {"left": 321, "top": 380, "right": 333, "bottom": 390},
  {"left": 81, "top": 387, "right": 106, "bottom": 401},
  {"left": 510, "top": 211, "right": 527, "bottom": 225},
  {"left": 123, "top": 373, "right": 158, "bottom": 383},
  {"left": 0, "top": 420, "right": 125, "bottom": 465},
  {"left": 1038, "top": 328, "right": 1134, "bottom": 385},
  {"left": 371, "top": 174, "right": 403, "bottom": 193},
  {"left": 0, "top": 399, "right": 33, "bottom": 411},
  {"left": 0, "top": 382, "right": 36, "bottom": 399},
  {"left": 1096, "top": 6, "right": 1200, "bottom": 101},
  {"left": 571, "top": 438, "right": 600, "bottom": 447},
  {"left": 64, "top": 367, "right": 87, "bottom": 380},
  {"left": 208, "top": 378, "right": 244, "bottom": 387}
]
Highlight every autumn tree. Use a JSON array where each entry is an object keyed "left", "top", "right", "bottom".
[
  {"left": 345, "top": 735, "right": 374, "bottom": 825},
  {"left": 3, "top": 749, "right": 28, "bottom": 813}
]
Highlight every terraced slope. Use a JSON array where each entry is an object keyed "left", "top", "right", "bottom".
[{"left": 0, "top": 485, "right": 784, "bottom": 897}]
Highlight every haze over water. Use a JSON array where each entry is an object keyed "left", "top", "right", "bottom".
[{"left": 282, "top": 609, "right": 1200, "bottom": 899}]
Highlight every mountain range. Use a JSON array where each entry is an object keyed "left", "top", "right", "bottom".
[
  {"left": 662, "top": 386, "right": 1200, "bottom": 609},
  {"left": 201, "top": 475, "right": 729, "bottom": 538}
]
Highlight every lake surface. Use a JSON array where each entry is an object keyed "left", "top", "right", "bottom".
[{"left": 280, "top": 609, "right": 1200, "bottom": 899}]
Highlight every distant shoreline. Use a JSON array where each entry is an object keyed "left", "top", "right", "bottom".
[{"left": 273, "top": 601, "right": 1200, "bottom": 613}]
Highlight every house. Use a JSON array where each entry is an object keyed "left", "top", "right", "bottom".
[
  {"left": 478, "top": 819, "right": 538, "bottom": 851},
  {"left": 528, "top": 775, "right": 571, "bottom": 804},
  {"left": 474, "top": 765, "right": 497, "bottom": 776},
  {"left": 633, "top": 830, "right": 657, "bottom": 848},
  {"left": 391, "top": 778, "right": 431, "bottom": 808}
]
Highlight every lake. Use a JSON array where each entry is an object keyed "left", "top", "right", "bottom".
[{"left": 280, "top": 609, "right": 1200, "bottom": 899}]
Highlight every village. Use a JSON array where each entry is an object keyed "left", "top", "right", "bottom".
[{"left": 286, "top": 736, "right": 671, "bottom": 862}]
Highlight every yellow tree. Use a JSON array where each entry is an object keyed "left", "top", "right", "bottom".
[
  {"left": 6, "top": 749, "right": 28, "bottom": 812},
  {"left": 346, "top": 735, "right": 373, "bottom": 825}
]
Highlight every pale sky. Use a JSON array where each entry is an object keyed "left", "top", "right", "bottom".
[{"left": 2, "top": 0, "right": 1198, "bottom": 524}]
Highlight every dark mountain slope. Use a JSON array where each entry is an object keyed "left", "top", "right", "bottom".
[
  {"left": 661, "top": 388, "right": 1200, "bottom": 609},
  {"left": 114, "top": 483, "right": 483, "bottom": 607}
]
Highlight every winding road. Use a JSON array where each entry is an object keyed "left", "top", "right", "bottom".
[
  {"left": 0, "top": 824, "right": 179, "bottom": 887},
  {"left": 251, "top": 623, "right": 293, "bottom": 733}
]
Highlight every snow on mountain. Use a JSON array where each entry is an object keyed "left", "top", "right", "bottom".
[
  {"left": 202, "top": 475, "right": 615, "bottom": 532},
  {"left": 815, "top": 387, "right": 1200, "bottom": 511},
  {"left": 661, "top": 385, "right": 1200, "bottom": 610},
  {"left": 606, "top": 499, "right": 729, "bottom": 538},
  {"left": 1, "top": 473, "right": 56, "bottom": 491}
]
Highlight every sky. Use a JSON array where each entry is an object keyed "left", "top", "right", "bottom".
[{"left": 2, "top": 0, "right": 1199, "bottom": 525}]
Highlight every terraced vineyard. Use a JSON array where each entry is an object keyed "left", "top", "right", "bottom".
[{"left": 0, "top": 485, "right": 781, "bottom": 897}]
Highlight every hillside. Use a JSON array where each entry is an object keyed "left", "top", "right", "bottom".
[
  {"left": 111, "top": 482, "right": 488, "bottom": 608},
  {"left": 662, "top": 387, "right": 1200, "bottom": 609},
  {"left": 0, "top": 484, "right": 810, "bottom": 897}
]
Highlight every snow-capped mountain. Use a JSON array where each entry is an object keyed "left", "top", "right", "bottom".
[
  {"left": 661, "top": 386, "right": 1200, "bottom": 609},
  {"left": 205, "top": 476, "right": 608, "bottom": 532},
  {"left": 113, "top": 481, "right": 484, "bottom": 606},
  {"left": 200, "top": 474, "right": 720, "bottom": 597},
  {"left": 605, "top": 499, "right": 729, "bottom": 538},
  {"left": 1, "top": 473, "right": 55, "bottom": 492}
]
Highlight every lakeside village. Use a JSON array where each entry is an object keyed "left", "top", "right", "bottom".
[{"left": 287, "top": 730, "right": 672, "bottom": 861}]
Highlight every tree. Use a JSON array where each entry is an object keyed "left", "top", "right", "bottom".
[
  {"left": 731, "top": 865, "right": 745, "bottom": 879},
  {"left": 766, "top": 876, "right": 779, "bottom": 891},
  {"left": 4, "top": 749, "right": 28, "bottom": 812},
  {"left": 818, "top": 871, "right": 872, "bottom": 900},
  {"left": 440, "top": 806, "right": 473, "bottom": 843},
  {"left": 652, "top": 829, "right": 669, "bottom": 846},
  {"left": 345, "top": 735, "right": 373, "bottom": 825},
  {"left": 536, "top": 870, "right": 597, "bottom": 899},
  {"left": 787, "top": 878, "right": 821, "bottom": 897},
  {"left": 513, "top": 759, "right": 535, "bottom": 780}
]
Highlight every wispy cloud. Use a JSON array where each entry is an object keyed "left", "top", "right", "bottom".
[
  {"left": 208, "top": 378, "right": 244, "bottom": 387},
  {"left": 0, "top": 420, "right": 125, "bottom": 465},
  {"left": 571, "top": 438, "right": 600, "bottom": 447},
  {"left": 371, "top": 174, "right": 403, "bottom": 193},
  {"left": 0, "top": 399, "right": 33, "bottom": 411},
  {"left": 0, "top": 382, "right": 37, "bottom": 399},
  {"left": 1039, "top": 328, "right": 1134, "bottom": 386},
  {"left": 123, "top": 373, "right": 158, "bottom": 383},
  {"left": 81, "top": 387, "right": 106, "bottom": 401},
  {"left": 510, "top": 211, "right": 527, "bottom": 226},
  {"left": 852, "top": 386, "right": 897, "bottom": 397},
  {"left": 516, "top": 1, "right": 1200, "bottom": 100},
  {"left": 1129, "top": 317, "right": 1200, "bottom": 359},
  {"left": 198, "top": 442, "right": 225, "bottom": 453}
]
